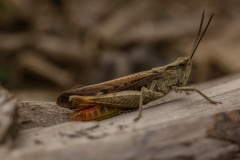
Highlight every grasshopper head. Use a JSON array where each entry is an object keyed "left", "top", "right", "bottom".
[
  {"left": 174, "top": 57, "right": 192, "bottom": 86},
  {"left": 176, "top": 11, "right": 214, "bottom": 86}
]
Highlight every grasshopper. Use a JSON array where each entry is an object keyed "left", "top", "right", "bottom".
[{"left": 57, "top": 11, "right": 221, "bottom": 121}]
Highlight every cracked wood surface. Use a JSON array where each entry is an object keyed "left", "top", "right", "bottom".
[{"left": 1, "top": 74, "right": 240, "bottom": 160}]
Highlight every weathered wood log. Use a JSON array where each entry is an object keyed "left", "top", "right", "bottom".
[{"left": 3, "top": 75, "right": 240, "bottom": 160}]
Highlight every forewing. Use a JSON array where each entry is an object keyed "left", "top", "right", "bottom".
[{"left": 57, "top": 69, "right": 163, "bottom": 108}]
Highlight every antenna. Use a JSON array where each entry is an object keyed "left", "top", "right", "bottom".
[{"left": 190, "top": 10, "right": 214, "bottom": 59}]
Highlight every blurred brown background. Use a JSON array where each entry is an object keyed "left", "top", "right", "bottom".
[{"left": 0, "top": 0, "right": 239, "bottom": 101}]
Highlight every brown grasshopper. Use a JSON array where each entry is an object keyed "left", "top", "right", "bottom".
[{"left": 57, "top": 11, "right": 221, "bottom": 121}]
